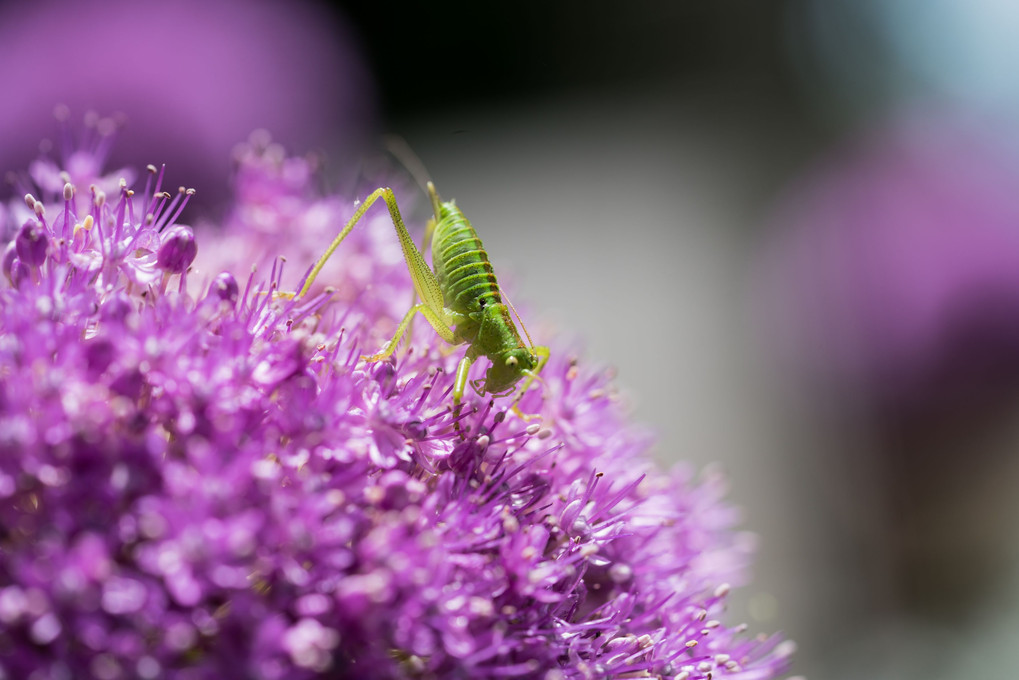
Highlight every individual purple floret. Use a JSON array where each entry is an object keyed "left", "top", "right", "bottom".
[{"left": 0, "top": 127, "right": 795, "bottom": 679}]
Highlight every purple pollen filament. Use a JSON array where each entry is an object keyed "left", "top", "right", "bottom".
[{"left": 0, "top": 124, "right": 793, "bottom": 680}]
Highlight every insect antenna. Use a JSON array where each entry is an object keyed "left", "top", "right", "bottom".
[
  {"left": 502, "top": 289, "right": 535, "bottom": 350},
  {"left": 383, "top": 134, "right": 442, "bottom": 228},
  {"left": 383, "top": 134, "right": 433, "bottom": 197}
]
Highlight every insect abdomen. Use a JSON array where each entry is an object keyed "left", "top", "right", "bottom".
[{"left": 433, "top": 205, "right": 502, "bottom": 314}]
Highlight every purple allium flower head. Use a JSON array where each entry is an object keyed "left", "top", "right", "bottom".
[
  {"left": 0, "top": 127, "right": 793, "bottom": 679},
  {"left": 0, "top": 0, "right": 373, "bottom": 202},
  {"left": 758, "top": 115, "right": 1019, "bottom": 412}
]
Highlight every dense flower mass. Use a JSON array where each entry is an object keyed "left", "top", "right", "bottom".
[{"left": 0, "top": 121, "right": 794, "bottom": 678}]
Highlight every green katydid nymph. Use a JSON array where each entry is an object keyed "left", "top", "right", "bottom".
[{"left": 298, "top": 182, "right": 549, "bottom": 417}]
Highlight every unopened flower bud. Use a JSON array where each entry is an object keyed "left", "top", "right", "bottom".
[
  {"left": 15, "top": 220, "right": 48, "bottom": 267},
  {"left": 211, "top": 272, "right": 239, "bottom": 304},
  {"left": 157, "top": 225, "right": 197, "bottom": 273}
]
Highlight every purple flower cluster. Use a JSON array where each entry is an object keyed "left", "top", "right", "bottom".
[{"left": 0, "top": 122, "right": 794, "bottom": 679}]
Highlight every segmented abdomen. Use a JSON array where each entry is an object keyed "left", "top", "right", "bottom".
[{"left": 432, "top": 206, "right": 502, "bottom": 315}]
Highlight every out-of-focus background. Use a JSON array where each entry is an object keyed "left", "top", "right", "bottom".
[
  {"left": 353, "top": 3, "right": 1019, "bottom": 678},
  {"left": 5, "top": 0, "right": 1019, "bottom": 677}
]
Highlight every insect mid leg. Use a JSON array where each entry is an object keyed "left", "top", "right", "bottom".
[
  {"left": 450, "top": 351, "right": 479, "bottom": 438},
  {"left": 453, "top": 352, "right": 476, "bottom": 407}
]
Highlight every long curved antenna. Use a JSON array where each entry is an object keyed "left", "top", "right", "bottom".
[
  {"left": 502, "top": 288, "right": 535, "bottom": 350},
  {"left": 383, "top": 134, "right": 433, "bottom": 197}
]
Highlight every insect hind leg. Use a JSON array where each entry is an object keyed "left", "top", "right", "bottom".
[
  {"left": 363, "top": 303, "right": 457, "bottom": 362},
  {"left": 300, "top": 187, "right": 384, "bottom": 297},
  {"left": 299, "top": 187, "right": 445, "bottom": 321}
]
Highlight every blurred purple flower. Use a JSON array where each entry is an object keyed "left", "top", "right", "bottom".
[
  {"left": 0, "top": 0, "right": 373, "bottom": 203},
  {"left": 759, "top": 116, "right": 1019, "bottom": 412},
  {"left": 0, "top": 129, "right": 793, "bottom": 678}
]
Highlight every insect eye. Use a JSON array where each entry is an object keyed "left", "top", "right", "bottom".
[{"left": 506, "top": 356, "right": 518, "bottom": 367}]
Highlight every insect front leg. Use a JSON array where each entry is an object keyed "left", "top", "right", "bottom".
[{"left": 511, "top": 345, "right": 550, "bottom": 420}]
